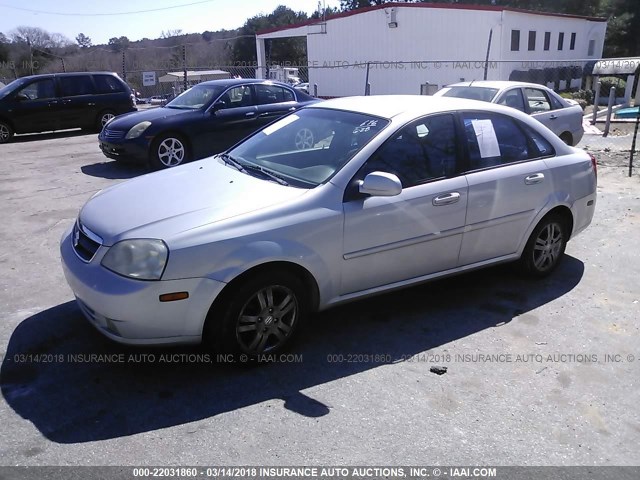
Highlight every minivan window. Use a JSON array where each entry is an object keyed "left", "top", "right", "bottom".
[
  {"left": 17, "top": 79, "right": 56, "bottom": 100},
  {"left": 59, "top": 76, "right": 96, "bottom": 97},
  {"left": 93, "top": 75, "right": 125, "bottom": 94}
]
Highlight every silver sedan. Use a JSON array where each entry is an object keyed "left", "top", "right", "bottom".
[
  {"left": 434, "top": 81, "right": 584, "bottom": 146},
  {"left": 60, "top": 96, "right": 597, "bottom": 356}
]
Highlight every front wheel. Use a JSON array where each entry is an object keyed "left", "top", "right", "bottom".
[
  {"left": 205, "top": 271, "right": 308, "bottom": 357},
  {"left": 520, "top": 214, "right": 568, "bottom": 277},
  {"left": 0, "top": 121, "right": 14, "bottom": 144},
  {"left": 96, "top": 110, "right": 116, "bottom": 132},
  {"left": 150, "top": 134, "right": 189, "bottom": 169}
]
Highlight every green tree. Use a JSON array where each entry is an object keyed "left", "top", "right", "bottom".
[
  {"left": 233, "top": 5, "right": 309, "bottom": 64},
  {"left": 108, "top": 36, "right": 130, "bottom": 53},
  {"left": 75, "top": 33, "right": 92, "bottom": 49}
]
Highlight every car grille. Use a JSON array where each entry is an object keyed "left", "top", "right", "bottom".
[
  {"left": 102, "top": 129, "right": 125, "bottom": 141},
  {"left": 72, "top": 222, "right": 102, "bottom": 262}
]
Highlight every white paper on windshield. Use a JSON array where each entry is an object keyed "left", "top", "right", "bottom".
[
  {"left": 262, "top": 114, "right": 299, "bottom": 136},
  {"left": 471, "top": 119, "right": 501, "bottom": 158}
]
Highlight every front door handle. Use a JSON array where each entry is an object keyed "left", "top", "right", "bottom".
[
  {"left": 524, "top": 173, "right": 545, "bottom": 185},
  {"left": 549, "top": 114, "right": 558, "bottom": 120},
  {"left": 245, "top": 111, "right": 256, "bottom": 117},
  {"left": 432, "top": 192, "right": 460, "bottom": 206}
]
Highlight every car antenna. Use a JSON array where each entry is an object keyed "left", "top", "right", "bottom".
[{"left": 469, "top": 79, "right": 474, "bottom": 86}]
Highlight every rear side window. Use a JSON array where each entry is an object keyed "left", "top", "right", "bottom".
[
  {"left": 497, "top": 89, "right": 526, "bottom": 112},
  {"left": 59, "top": 76, "right": 96, "bottom": 96},
  {"left": 524, "top": 88, "right": 551, "bottom": 113},
  {"left": 462, "top": 112, "right": 552, "bottom": 170},
  {"left": 255, "top": 85, "right": 295, "bottom": 105},
  {"left": 93, "top": 75, "right": 125, "bottom": 94}
]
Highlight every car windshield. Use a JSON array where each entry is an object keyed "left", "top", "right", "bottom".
[
  {"left": 0, "top": 78, "right": 25, "bottom": 100},
  {"left": 441, "top": 86, "right": 499, "bottom": 103},
  {"left": 226, "top": 108, "right": 390, "bottom": 188},
  {"left": 166, "top": 84, "right": 225, "bottom": 110}
]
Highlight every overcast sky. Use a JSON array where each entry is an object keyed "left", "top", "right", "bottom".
[{"left": 0, "top": 0, "right": 340, "bottom": 44}]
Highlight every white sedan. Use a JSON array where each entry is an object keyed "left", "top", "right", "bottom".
[
  {"left": 60, "top": 96, "right": 597, "bottom": 356},
  {"left": 434, "top": 81, "right": 584, "bottom": 146}
]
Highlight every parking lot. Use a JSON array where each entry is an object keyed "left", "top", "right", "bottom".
[{"left": 0, "top": 130, "right": 639, "bottom": 466}]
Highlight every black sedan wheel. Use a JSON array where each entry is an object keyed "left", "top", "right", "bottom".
[
  {"left": 0, "top": 121, "right": 14, "bottom": 144},
  {"left": 150, "top": 134, "right": 189, "bottom": 169},
  {"left": 520, "top": 214, "right": 567, "bottom": 277}
]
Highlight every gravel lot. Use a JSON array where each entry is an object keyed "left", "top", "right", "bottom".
[{"left": 0, "top": 130, "right": 639, "bottom": 467}]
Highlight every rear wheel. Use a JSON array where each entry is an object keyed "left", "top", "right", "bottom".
[
  {"left": 520, "top": 214, "right": 568, "bottom": 277},
  {"left": 559, "top": 132, "right": 573, "bottom": 146},
  {"left": 204, "top": 271, "right": 308, "bottom": 357},
  {"left": 0, "top": 121, "right": 13, "bottom": 144},
  {"left": 150, "top": 134, "right": 190, "bottom": 169}
]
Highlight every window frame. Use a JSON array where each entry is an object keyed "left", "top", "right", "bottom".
[
  {"left": 544, "top": 32, "right": 551, "bottom": 51},
  {"left": 570, "top": 32, "right": 576, "bottom": 50},
  {"left": 528, "top": 31, "right": 536, "bottom": 51},
  {"left": 557, "top": 32, "right": 565, "bottom": 51},
  {"left": 511, "top": 30, "right": 521, "bottom": 52}
]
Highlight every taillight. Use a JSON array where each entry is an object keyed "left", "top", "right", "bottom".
[{"left": 589, "top": 153, "right": 597, "bottom": 180}]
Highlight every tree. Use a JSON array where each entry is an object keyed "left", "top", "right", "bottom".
[
  {"left": 233, "top": 5, "right": 309, "bottom": 64},
  {"left": 76, "top": 33, "right": 92, "bottom": 49},
  {"left": 0, "top": 32, "right": 9, "bottom": 63},
  {"left": 108, "top": 36, "right": 130, "bottom": 52},
  {"left": 10, "top": 26, "right": 53, "bottom": 50}
]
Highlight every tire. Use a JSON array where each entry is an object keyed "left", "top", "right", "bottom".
[
  {"left": 204, "top": 271, "right": 308, "bottom": 357},
  {"left": 150, "top": 134, "right": 190, "bottom": 169},
  {"left": 0, "top": 121, "right": 14, "bottom": 144},
  {"left": 520, "top": 214, "right": 568, "bottom": 277},
  {"left": 96, "top": 110, "right": 116, "bottom": 132},
  {"left": 294, "top": 127, "right": 315, "bottom": 150},
  {"left": 559, "top": 132, "right": 573, "bottom": 146}
]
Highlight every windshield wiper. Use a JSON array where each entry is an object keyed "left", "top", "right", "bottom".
[
  {"left": 218, "top": 153, "right": 247, "bottom": 172},
  {"left": 242, "top": 164, "right": 289, "bottom": 186},
  {"left": 218, "top": 154, "right": 289, "bottom": 186}
]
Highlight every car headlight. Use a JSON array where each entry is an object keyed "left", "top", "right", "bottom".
[
  {"left": 101, "top": 239, "right": 168, "bottom": 280},
  {"left": 125, "top": 121, "right": 152, "bottom": 139}
]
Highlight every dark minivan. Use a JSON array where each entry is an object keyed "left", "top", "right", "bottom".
[{"left": 0, "top": 72, "right": 136, "bottom": 143}]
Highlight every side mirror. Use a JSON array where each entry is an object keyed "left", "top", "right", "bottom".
[
  {"left": 359, "top": 171, "right": 402, "bottom": 197},
  {"left": 211, "top": 100, "right": 226, "bottom": 113}
]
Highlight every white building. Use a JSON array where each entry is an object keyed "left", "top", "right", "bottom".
[{"left": 256, "top": 3, "right": 607, "bottom": 97}]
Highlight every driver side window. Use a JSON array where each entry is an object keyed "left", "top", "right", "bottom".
[
  {"left": 219, "top": 85, "right": 253, "bottom": 109},
  {"left": 359, "top": 114, "right": 458, "bottom": 188},
  {"left": 17, "top": 79, "right": 56, "bottom": 100}
]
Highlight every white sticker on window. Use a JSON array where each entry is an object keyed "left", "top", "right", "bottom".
[
  {"left": 471, "top": 119, "right": 501, "bottom": 158},
  {"left": 262, "top": 114, "right": 299, "bottom": 136}
]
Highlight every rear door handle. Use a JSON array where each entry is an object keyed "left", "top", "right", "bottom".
[
  {"left": 549, "top": 114, "right": 558, "bottom": 120},
  {"left": 524, "top": 173, "right": 545, "bottom": 185},
  {"left": 432, "top": 192, "right": 461, "bottom": 206}
]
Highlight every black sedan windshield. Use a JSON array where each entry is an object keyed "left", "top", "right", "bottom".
[
  {"left": 166, "top": 85, "right": 225, "bottom": 110},
  {"left": 228, "top": 108, "right": 389, "bottom": 188}
]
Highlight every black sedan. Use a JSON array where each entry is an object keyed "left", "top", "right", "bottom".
[{"left": 98, "top": 79, "right": 319, "bottom": 169}]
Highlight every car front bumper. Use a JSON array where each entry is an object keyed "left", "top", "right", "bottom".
[
  {"left": 98, "top": 134, "right": 150, "bottom": 163},
  {"left": 60, "top": 225, "right": 225, "bottom": 345}
]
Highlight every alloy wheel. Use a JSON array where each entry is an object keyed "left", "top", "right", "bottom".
[
  {"left": 157, "top": 137, "right": 186, "bottom": 167},
  {"left": 532, "top": 221, "right": 564, "bottom": 272}
]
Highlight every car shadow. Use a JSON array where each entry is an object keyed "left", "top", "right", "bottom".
[
  {"left": 81, "top": 161, "right": 149, "bottom": 180},
  {"left": 11, "top": 130, "right": 92, "bottom": 143},
  {"left": 1, "top": 257, "right": 584, "bottom": 443}
]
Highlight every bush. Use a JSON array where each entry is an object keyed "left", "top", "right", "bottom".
[
  {"left": 598, "top": 76, "right": 626, "bottom": 97},
  {"left": 560, "top": 89, "right": 594, "bottom": 106}
]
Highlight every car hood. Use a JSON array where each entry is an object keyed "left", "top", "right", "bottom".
[
  {"left": 106, "top": 107, "right": 200, "bottom": 130},
  {"left": 80, "top": 158, "right": 309, "bottom": 245}
]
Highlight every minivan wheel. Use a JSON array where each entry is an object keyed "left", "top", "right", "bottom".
[
  {"left": 520, "top": 214, "right": 568, "bottom": 277},
  {"left": 0, "top": 121, "right": 14, "bottom": 144},
  {"left": 150, "top": 134, "right": 189, "bottom": 169},
  {"left": 205, "top": 271, "right": 307, "bottom": 357},
  {"left": 97, "top": 110, "right": 116, "bottom": 132}
]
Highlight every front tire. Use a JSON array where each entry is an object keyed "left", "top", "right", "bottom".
[
  {"left": 0, "top": 121, "right": 14, "bottom": 144},
  {"left": 150, "top": 134, "right": 190, "bottom": 169},
  {"left": 204, "top": 271, "right": 308, "bottom": 357},
  {"left": 520, "top": 214, "right": 568, "bottom": 277}
]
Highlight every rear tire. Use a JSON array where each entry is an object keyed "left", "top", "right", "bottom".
[
  {"left": 520, "top": 214, "right": 568, "bottom": 277},
  {"left": 204, "top": 271, "right": 308, "bottom": 357},
  {"left": 0, "top": 121, "right": 14, "bottom": 144},
  {"left": 559, "top": 132, "right": 573, "bottom": 146}
]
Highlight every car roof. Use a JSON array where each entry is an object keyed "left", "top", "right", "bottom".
[
  {"left": 196, "top": 78, "right": 294, "bottom": 88},
  {"left": 444, "top": 80, "right": 551, "bottom": 90},
  {"left": 306, "top": 95, "right": 512, "bottom": 119},
  {"left": 16, "top": 71, "right": 121, "bottom": 81}
]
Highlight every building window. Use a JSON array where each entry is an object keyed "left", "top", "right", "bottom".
[
  {"left": 558, "top": 32, "right": 564, "bottom": 51},
  {"left": 544, "top": 32, "right": 551, "bottom": 51},
  {"left": 511, "top": 30, "right": 520, "bottom": 51},
  {"left": 570, "top": 33, "right": 576, "bottom": 50},
  {"left": 528, "top": 31, "right": 536, "bottom": 51},
  {"left": 588, "top": 39, "right": 596, "bottom": 56}
]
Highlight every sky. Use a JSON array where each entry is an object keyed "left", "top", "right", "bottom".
[{"left": 0, "top": 0, "right": 340, "bottom": 44}]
